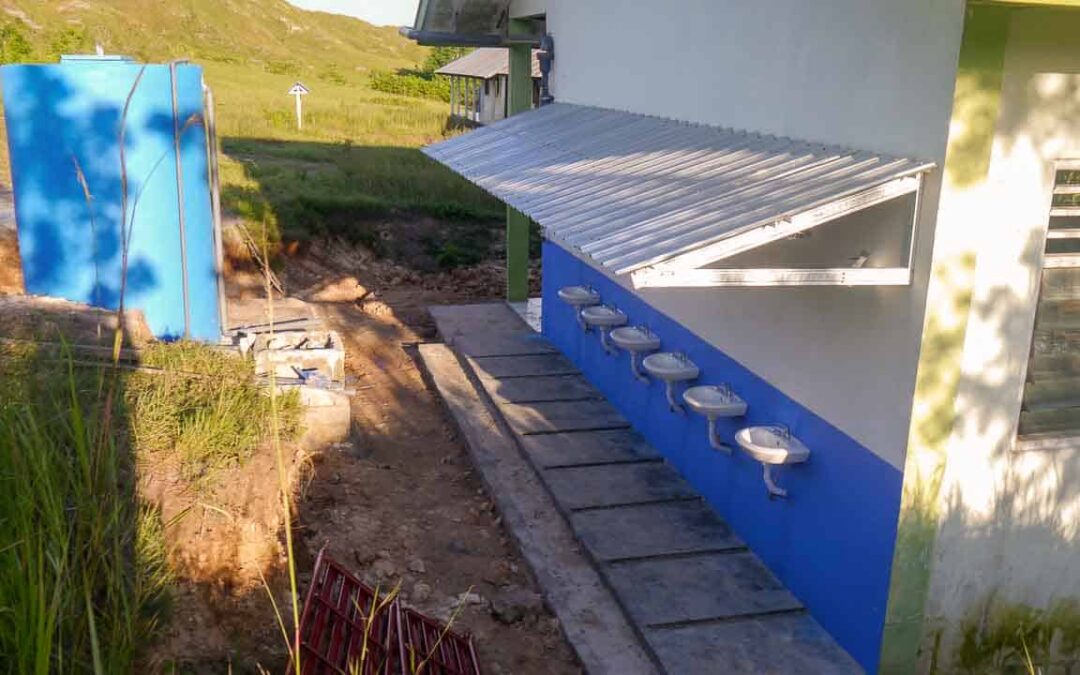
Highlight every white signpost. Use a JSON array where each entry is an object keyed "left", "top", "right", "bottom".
[{"left": 289, "top": 81, "right": 310, "bottom": 130}]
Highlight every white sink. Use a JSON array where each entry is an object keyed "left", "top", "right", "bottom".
[
  {"left": 580, "top": 305, "right": 628, "bottom": 329},
  {"left": 581, "top": 305, "right": 628, "bottom": 354},
  {"left": 735, "top": 425, "right": 810, "bottom": 499},
  {"left": 558, "top": 285, "right": 600, "bottom": 307},
  {"left": 611, "top": 326, "right": 661, "bottom": 381},
  {"left": 684, "top": 385, "right": 747, "bottom": 419},
  {"left": 684, "top": 384, "right": 746, "bottom": 453},
  {"left": 610, "top": 326, "right": 661, "bottom": 353},
  {"left": 558, "top": 285, "right": 601, "bottom": 331},
  {"left": 643, "top": 352, "right": 699, "bottom": 413},
  {"left": 643, "top": 352, "right": 699, "bottom": 382},
  {"left": 735, "top": 426, "right": 810, "bottom": 465}
]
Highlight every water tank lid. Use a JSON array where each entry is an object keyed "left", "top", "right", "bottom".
[{"left": 60, "top": 54, "right": 136, "bottom": 64}]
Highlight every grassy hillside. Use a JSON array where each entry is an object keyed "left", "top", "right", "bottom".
[{"left": 0, "top": 0, "right": 503, "bottom": 264}]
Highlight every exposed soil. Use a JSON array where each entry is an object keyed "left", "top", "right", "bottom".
[
  {"left": 1, "top": 221, "right": 567, "bottom": 673},
  {"left": 158, "top": 238, "right": 567, "bottom": 673},
  {"left": 0, "top": 227, "right": 24, "bottom": 295}
]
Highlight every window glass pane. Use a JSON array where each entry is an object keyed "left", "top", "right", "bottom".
[{"left": 1047, "top": 238, "right": 1080, "bottom": 255}]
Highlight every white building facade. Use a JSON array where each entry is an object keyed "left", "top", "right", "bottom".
[{"left": 418, "top": 1, "right": 1080, "bottom": 671}]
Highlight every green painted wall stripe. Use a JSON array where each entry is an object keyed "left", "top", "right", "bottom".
[
  {"left": 505, "top": 18, "right": 534, "bottom": 301},
  {"left": 878, "top": 6, "right": 1012, "bottom": 673}
]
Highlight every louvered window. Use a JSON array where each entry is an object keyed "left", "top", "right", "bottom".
[{"left": 1018, "top": 164, "right": 1080, "bottom": 450}]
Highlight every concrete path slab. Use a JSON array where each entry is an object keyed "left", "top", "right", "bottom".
[
  {"left": 429, "top": 302, "right": 531, "bottom": 338},
  {"left": 469, "top": 353, "right": 578, "bottom": 378},
  {"left": 450, "top": 331, "right": 558, "bottom": 358},
  {"left": 481, "top": 374, "right": 600, "bottom": 404},
  {"left": 501, "top": 399, "right": 630, "bottom": 434},
  {"left": 543, "top": 462, "right": 698, "bottom": 511},
  {"left": 418, "top": 342, "right": 660, "bottom": 675},
  {"left": 645, "top": 614, "right": 862, "bottom": 674},
  {"left": 571, "top": 500, "right": 745, "bottom": 562},
  {"left": 518, "top": 430, "right": 662, "bottom": 468},
  {"left": 427, "top": 303, "right": 862, "bottom": 674},
  {"left": 604, "top": 553, "right": 803, "bottom": 627}
]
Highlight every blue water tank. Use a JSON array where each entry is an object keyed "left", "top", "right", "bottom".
[{"left": 1, "top": 59, "right": 222, "bottom": 341}]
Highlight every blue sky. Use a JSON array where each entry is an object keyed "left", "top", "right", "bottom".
[{"left": 287, "top": 0, "right": 419, "bottom": 27}]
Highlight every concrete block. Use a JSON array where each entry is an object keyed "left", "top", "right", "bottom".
[
  {"left": 254, "top": 330, "right": 345, "bottom": 381},
  {"left": 287, "top": 385, "right": 352, "bottom": 450}
]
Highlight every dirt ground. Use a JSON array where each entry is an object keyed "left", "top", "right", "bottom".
[
  {"left": 1, "top": 223, "right": 571, "bottom": 673},
  {"left": 159, "top": 239, "right": 568, "bottom": 673},
  {"left": 0, "top": 227, "right": 23, "bottom": 295}
]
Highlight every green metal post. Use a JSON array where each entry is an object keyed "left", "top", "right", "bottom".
[{"left": 505, "top": 18, "right": 534, "bottom": 302}]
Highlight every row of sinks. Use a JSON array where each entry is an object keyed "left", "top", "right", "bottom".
[{"left": 558, "top": 285, "right": 809, "bottom": 498}]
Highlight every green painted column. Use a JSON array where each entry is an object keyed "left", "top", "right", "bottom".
[
  {"left": 878, "top": 6, "right": 1011, "bottom": 673},
  {"left": 505, "top": 18, "right": 534, "bottom": 302}
]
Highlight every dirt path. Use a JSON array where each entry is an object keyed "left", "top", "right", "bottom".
[{"left": 277, "top": 242, "right": 575, "bottom": 674}]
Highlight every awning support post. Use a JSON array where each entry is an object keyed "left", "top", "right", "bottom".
[{"left": 506, "top": 18, "right": 534, "bottom": 302}]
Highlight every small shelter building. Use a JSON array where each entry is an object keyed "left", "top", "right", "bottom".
[{"left": 436, "top": 48, "right": 540, "bottom": 125}]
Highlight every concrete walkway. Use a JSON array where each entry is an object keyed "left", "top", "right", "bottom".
[{"left": 424, "top": 303, "right": 862, "bottom": 674}]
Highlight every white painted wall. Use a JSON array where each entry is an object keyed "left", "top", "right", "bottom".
[
  {"left": 533, "top": 0, "right": 966, "bottom": 469},
  {"left": 927, "top": 6, "right": 1080, "bottom": 636},
  {"left": 544, "top": 0, "right": 966, "bottom": 161}
]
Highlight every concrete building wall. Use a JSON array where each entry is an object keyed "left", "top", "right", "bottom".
[
  {"left": 925, "top": 7, "right": 1080, "bottom": 664},
  {"left": 544, "top": 0, "right": 965, "bottom": 160},
  {"left": 529, "top": 0, "right": 967, "bottom": 471}
]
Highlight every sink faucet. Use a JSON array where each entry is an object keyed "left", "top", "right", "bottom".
[{"left": 771, "top": 424, "right": 791, "bottom": 441}]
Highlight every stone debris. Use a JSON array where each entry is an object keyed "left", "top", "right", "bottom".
[{"left": 490, "top": 588, "right": 545, "bottom": 625}]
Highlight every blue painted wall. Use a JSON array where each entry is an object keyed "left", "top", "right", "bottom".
[
  {"left": 542, "top": 241, "right": 902, "bottom": 672},
  {"left": 2, "top": 60, "right": 221, "bottom": 340}
]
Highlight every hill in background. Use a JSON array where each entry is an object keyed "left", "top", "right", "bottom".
[{"left": 0, "top": 0, "right": 503, "bottom": 269}]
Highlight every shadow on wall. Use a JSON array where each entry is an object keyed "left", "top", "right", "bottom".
[
  {"left": 3, "top": 66, "right": 157, "bottom": 307},
  {"left": 925, "top": 220, "right": 1080, "bottom": 671},
  {"left": 893, "top": 12, "right": 1080, "bottom": 670},
  {"left": 1, "top": 62, "right": 220, "bottom": 340}
]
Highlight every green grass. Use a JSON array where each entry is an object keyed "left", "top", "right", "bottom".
[
  {"left": 0, "top": 339, "right": 302, "bottom": 672},
  {"left": 0, "top": 355, "right": 172, "bottom": 674},
  {"left": 205, "top": 61, "right": 502, "bottom": 255},
  {"left": 127, "top": 342, "right": 302, "bottom": 482}
]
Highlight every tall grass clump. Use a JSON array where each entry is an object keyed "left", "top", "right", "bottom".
[
  {"left": 125, "top": 341, "right": 302, "bottom": 482},
  {"left": 0, "top": 358, "right": 172, "bottom": 674}
]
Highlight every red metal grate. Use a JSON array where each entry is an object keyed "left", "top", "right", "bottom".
[
  {"left": 291, "top": 549, "right": 399, "bottom": 675},
  {"left": 291, "top": 550, "right": 482, "bottom": 675},
  {"left": 397, "top": 607, "right": 482, "bottom": 675}
]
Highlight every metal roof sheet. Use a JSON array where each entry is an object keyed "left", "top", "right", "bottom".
[
  {"left": 435, "top": 48, "right": 541, "bottom": 79},
  {"left": 423, "top": 103, "right": 935, "bottom": 276}
]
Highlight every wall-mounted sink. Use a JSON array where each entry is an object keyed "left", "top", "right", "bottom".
[
  {"left": 610, "top": 325, "right": 661, "bottom": 381},
  {"left": 735, "top": 425, "right": 810, "bottom": 498},
  {"left": 684, "top": 384, "right": 747, "bottom": 453},
  {"left": 643, "top": 352, "right": 699, "bottom": 413},
  {"left": 580, "top": 305, "right": 628, "bottom": 353},
  {"left": 580, "top": 304, "right": 627, "bottom": 328},
  {"left": 558, "top": 285, "right": 601, "bottom": 330}
]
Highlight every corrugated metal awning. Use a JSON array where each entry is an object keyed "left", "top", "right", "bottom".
[
  {"left": 435, "top": 48, "right": 541, "bottom": 79},
  {"left": 424, "top": 103, "right": 935, "bottom": 284}
]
